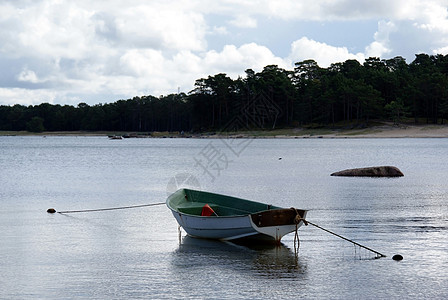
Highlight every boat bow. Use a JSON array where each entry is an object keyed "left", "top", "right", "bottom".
[{"left": 249, "top": 208, "right": 307, "bottom": 243}]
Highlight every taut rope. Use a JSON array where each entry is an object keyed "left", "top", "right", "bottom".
[
  {"left": 290, "top": 208, "right": 386, "bottom": 258},
  {"left": 305, "top": 220, "right": 386, "bottom": 258},
  {"left": 54, "top": 202, "right": 165, "bottom": 214}
]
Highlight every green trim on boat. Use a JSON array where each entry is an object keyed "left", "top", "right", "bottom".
[{"left": 167, "top": 189, "right": 282, "bottom": 217}]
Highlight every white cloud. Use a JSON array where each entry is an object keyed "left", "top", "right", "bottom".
[
  {"left": 1, "top": 0, "right": 448, "bottom": 106},
  {"left": 365, "top": 20, "right": 396, "bottom": 57},
  {"left": 211, "top": 26, "right": 229, "bottom": 35},
  {"left": 2, "top": 1, "right": 207, "bottom": 59},
  {"left": 0, "top": 88, "right": 59, "bottom": 105},
  {"left": 228, "top": 15, "right": 258, "bottom": 28},
  {"left": 203, "top": 44, "right": 286, "bottom": 76},
  {"left": 114, "top": 5, "right": 207, "bottom": 51},
  {"left": 12, "top": 2, "right": 96, "bottom": 60},
  {"left": 102, "top": 43, "right": 286, "bottom": 96},
  {"left": 365, "top": 42, "right": 390, "bottom": 58},
  {"left": 433, "top": 46, "right": 448, "bottom": 55},
  {"left": 222, "top": 0, "right": 448, "bottom": 22},
  {"left": 119, "top": 49, "right": 165, "bottom": 77},
  {"left": 17, "top": 68, "right": 41, "bottom": 84},
  {"left": 288, "top": 37, "right": 365, "bottom": 67}
]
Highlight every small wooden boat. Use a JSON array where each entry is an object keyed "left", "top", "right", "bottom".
[{"left": 166, "top": 189, "right": 307, "bottom": 244}]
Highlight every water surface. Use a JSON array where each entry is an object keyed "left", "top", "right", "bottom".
[{"left": 1, "top": 136, "right": 447, "bottom": 299}]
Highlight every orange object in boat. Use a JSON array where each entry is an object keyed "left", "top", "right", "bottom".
[{"left": 201, "top": 204, "right": 216, "bottom": 216}]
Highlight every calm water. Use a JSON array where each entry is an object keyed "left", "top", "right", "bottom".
[{"left": 1, "top": 136, "right": 447, "bottom": 299}]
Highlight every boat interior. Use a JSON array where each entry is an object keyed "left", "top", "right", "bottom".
[
  {"left": 170, "top": 189, "right": 278, "bottom": 217},
  {"left": 175, "top": 202, "right": 249, "bottom": 216}
]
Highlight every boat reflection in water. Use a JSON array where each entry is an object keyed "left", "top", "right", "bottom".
[{"left": 172, "top": 236, "right": 307, "bottom": 279}]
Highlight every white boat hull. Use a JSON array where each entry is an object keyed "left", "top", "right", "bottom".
[{"left": 171, "top": 210, "right": 307, "bottom": 242}]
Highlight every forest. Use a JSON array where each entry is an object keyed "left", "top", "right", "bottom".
[{"left": 1, "top": 53, "right": 448, "bottom": 133}]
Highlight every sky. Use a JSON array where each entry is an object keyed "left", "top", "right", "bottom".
[{"left": 1, "top": 0, "right": 448, "bottom": 106}]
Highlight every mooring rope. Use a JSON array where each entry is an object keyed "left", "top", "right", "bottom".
[
  {"left": 54, "top": 202, "right": 165, "bottom": 214},
  {"left": 294, "top": 223, "right": 300, "bottom": 253},
  {"left": 292, "top": 208, "right": 306, "bottom": 253},
  {"left": 305, "top": 220, "right": 386, "bottom": 258},
  {"left": 289, "top": 208, "right": 396, "bottom": 260}
]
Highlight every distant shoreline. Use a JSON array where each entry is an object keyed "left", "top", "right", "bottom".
[{"left": 1, "top": 123, "right": 448, "bottom": 138}]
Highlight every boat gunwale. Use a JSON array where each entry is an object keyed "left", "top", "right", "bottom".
[
  {"left": 169, "top": 207, "right": 296, "bottom": 219},
  {"left": 166, "top": 188, "right": 286, "bottom": 218}
]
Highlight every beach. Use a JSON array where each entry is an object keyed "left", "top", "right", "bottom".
[
  {"left": 294, "top": 123, "right": 448, "bottom": 138},
  {"left": 1, "top": 122, "right": 448, "bottom": 138},
  {"left": 216, "top": 123, "right": 448, "bottom": 138}
]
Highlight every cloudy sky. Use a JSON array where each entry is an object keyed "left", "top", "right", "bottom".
[{"left": 1, "top": 0, "right": 448, "bottom": 106}]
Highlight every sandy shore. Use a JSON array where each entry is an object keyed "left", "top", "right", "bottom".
[
  {"left": 303, "top": 124, "right": 448, "bottom": 138},
  {"left": 1, "top": 123, "right": 448, "bottom": 138},
  {"left": 210, "top": 123, "right": 448, "bottom": 139}
]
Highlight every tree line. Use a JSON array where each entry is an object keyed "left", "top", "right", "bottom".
[{"left": 1, "top": 53, "right": 448, "bottom": 133}]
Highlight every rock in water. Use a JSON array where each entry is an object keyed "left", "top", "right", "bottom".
[{"left": 331, "top": 166, "right": 404, "bottom": 177}]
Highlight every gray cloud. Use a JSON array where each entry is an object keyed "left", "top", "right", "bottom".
[
  {"left": 0, "top": 0, "right": 448, "bottom": 106},
  {"left": 92, "top": 12, "right": 119, "bottom": 44}
]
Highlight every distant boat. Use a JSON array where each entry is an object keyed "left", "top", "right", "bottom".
[
  {"left": 108, "top": 135, "right": 122, "bottom": 140},
  {"left": 166, "top": 189, "right": 307, "bottom": 244}
]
